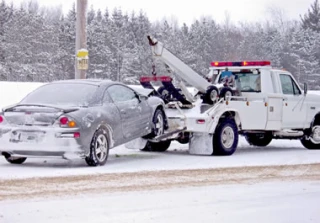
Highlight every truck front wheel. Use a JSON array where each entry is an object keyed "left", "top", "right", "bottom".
[
  {"left": 213, "top": 119, "right": 238, "bottom": 156},
  {"left": 301, "top": 126, "right": 320, "bottom": 150},
  {"left": 245, "top": 132, "right": 273, "bottom": 147}
]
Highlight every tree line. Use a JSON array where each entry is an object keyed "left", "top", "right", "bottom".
[{"left": 0, "top": 0, "right": 319, "bottom": 89}]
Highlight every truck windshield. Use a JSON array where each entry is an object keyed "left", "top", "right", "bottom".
[{"left": 218, "top": 71, "right": 261, "bottom": 92}]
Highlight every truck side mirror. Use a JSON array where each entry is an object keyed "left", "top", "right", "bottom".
[{"left": 304, "top": 83, "right": 308, "bottom": 95}]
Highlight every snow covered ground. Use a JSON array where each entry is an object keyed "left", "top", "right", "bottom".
[{"left": 0, "top": 81, "right": 320, "bottom": 223}]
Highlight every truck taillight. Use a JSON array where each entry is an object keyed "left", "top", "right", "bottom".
[
  {"left": 140, "top": 76, "right": 172, "bottom": 83},
  {"left": 211, "top": 61, "right": 271, "bottom": 67},
  {"left": 0, "top": 115, "right": 3, "bottom": 124},
  {"left": 197, "top": 119, "right": 206, "bottom": 124}
]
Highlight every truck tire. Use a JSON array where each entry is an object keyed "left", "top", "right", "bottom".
[
  {"left": 301, "top": 125, "right": 320, "bottom": 150},
  {"left": 157, "top": 86, "right": 171, "bottom": 101},
  {"left": 300, "top": 138, "right": 320, "bottom": 150},
  {"left": 5, "top": 156, "right": 27, "bottom": 164},
  {"left": 245, "top": 132, "right": 273, "bottom": 147},
  {"left": 204, "top": 86, "right": 219, "bottom": 104},
  {"left": 213, "top": 118, "right": 238, "bottom": 156},
  {"left": 85, "top": 128, "right": 110, "bottom": 166},
  {"left": 141, "top": 140, "right": 171, "bottom": 152},
  {"left": 219, "top": 87, "right": 233, "bottom": 100}
]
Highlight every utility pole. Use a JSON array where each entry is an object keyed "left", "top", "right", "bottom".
[{"left": 75, "top": 0, "right": 88, "bottom": 79}]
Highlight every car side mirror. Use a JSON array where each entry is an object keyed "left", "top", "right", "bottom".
[{"left": 304, "top": 83, "right": 308, "bottom": 95}]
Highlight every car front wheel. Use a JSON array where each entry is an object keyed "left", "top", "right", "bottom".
[{"left": 141, "top": 109, "right": 170, "bottom": 152}]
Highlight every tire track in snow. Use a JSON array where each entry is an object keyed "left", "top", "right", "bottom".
[{"left": 1, "top": 163, "right": 320, "bottom": 201}]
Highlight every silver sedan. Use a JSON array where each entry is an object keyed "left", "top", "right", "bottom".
[{"left": 0, "top": 79, "right": 168, "bottom": 166}]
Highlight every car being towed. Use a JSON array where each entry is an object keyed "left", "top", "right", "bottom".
[{"left": 0, "top": 79, "right": 168, "bottom": 166}]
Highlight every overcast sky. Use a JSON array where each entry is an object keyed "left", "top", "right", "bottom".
[{"left": 9, "top": 0, "right": 315, "bottom": 25}]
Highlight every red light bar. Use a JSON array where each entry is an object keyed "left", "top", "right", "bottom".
[
  {"left": 140, "top": 76, "right": 172, "bottom": 83},
  {"left": 211, "top": 61, "right": 271, "bottom": 67},
  {"left": 0, "top": 115, "right": 3, "bottom": 123}
]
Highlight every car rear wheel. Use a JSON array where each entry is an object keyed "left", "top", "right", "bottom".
[
  {"left": 5, "top": 156, "right": 27, "bottom": 164},
  {"left": 85, "top": 129, "right": 109, "bottom": 166}
]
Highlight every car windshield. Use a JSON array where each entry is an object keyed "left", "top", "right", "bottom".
[{"left": 20, "top": 83, "right": 98, "bottom": 107}]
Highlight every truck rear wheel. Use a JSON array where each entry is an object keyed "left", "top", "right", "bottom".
[
  {"left": 245, "top": 132, "right": 273, "bottom": 147},
  {"left": 141, "top": 140, "right": 171, "bottom": 152},
  {"left": 213, "top": 119, "right": 238, "bottom": 156},
  {"left": 5, "top": 156, "right": 27, "bottom": 164}
]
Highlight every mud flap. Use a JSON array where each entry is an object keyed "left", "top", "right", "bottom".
[
  {"left": 125, "top": 138, "right": 148, "bottom": 150},
  {"left": 189, "top": 133, "right": 213, "bottom": 155}
]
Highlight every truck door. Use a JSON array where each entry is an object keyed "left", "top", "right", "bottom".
[{"left": 279, "top": 74, "right": 307, "bottom": 129}]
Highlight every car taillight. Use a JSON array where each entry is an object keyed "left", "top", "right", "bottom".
[
  {"left": 59, "top": 116, "right": 77, "bottom": 128},
  {"left": 0, "top": 115, "right": 3, "bottom": 123},
  {"left": 74, "top": 132, "right": 80, "bottom": 138},
  {"left": 60, "top": 117, "right": 69, "bottom": 125}
]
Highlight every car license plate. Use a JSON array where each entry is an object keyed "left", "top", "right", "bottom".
[{"left": 10, "top": 131, "right": 45, "bottom": 143}]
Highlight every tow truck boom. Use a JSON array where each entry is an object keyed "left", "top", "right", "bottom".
[{"left": 148, "top": 36, "right": 210, "bottom": 93}]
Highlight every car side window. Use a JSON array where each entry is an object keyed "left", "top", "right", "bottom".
[
  {"left": 107, "top": 85, "right": 137, "bottom": 102},
  {"left": 280, "top": 74, "right": 301, "bottom": 95}
]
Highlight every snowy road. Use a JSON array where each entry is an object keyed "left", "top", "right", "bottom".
[
  {"left": 0, "top": 137, "right": 320, "bottom": 179},
  {"left": 1, "top": 179, "right": 320, "bottom": 223},
  {"left": 0, "top": 138, "right": 320, "bottom": 222}
]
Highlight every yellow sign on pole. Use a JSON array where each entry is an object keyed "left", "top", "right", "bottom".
[{"left": 76, "top": 49, "right": 89, "bottom": 70}]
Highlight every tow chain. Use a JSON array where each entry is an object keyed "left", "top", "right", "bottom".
[{"left": 151, "top": 62, "right": 157, "bottom": 76}]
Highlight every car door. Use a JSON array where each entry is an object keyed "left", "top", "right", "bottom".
[
  {"left": 279, "top": 73, "right": 307, "bottom": 129},
  {"left": 106, "top": 84, "right": 142, "bottom": 140},
  {"left": 132, "top": 90, "right": 153, "bottom": 137}
]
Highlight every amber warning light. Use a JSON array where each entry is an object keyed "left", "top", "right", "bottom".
[{"left": 211, "top": 61, "right": 271, "bottom": 67}]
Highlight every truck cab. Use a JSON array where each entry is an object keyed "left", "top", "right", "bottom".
[{"left": 206, "top": 60, "right": 320, "bottom": 152}]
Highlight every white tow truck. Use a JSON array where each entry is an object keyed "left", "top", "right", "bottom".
[{"left": 136, "top": 36, "right": 320, "bottom": 155}]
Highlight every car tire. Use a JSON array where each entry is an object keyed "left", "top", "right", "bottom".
[
  {"left": 204, "top": 86, "right": 219, "bottom": 104},
  {"left": 219, "top": 87, "right": 233, "bottom": 100},
  {"left": 85, "top": 128, "right": 110, "bottom": 166},
  {"left": 141, "top": 109, "right": 170, "bottom": 152},
  {"left": 5, "top": 156, "right": 27, "bottom": 164},
  {"left": 300, "top": 137, "right": 320, "bottom": 150},
  {"left": 245, "top": 132, "right": 273, "bottom": 147},
  {"left": 212, "top": 118, "right": 238, "bottom": 156}
]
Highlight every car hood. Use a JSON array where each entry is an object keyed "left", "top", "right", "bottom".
[{"left": 130, "top": 87, "right": 154, "bottom": 97}]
